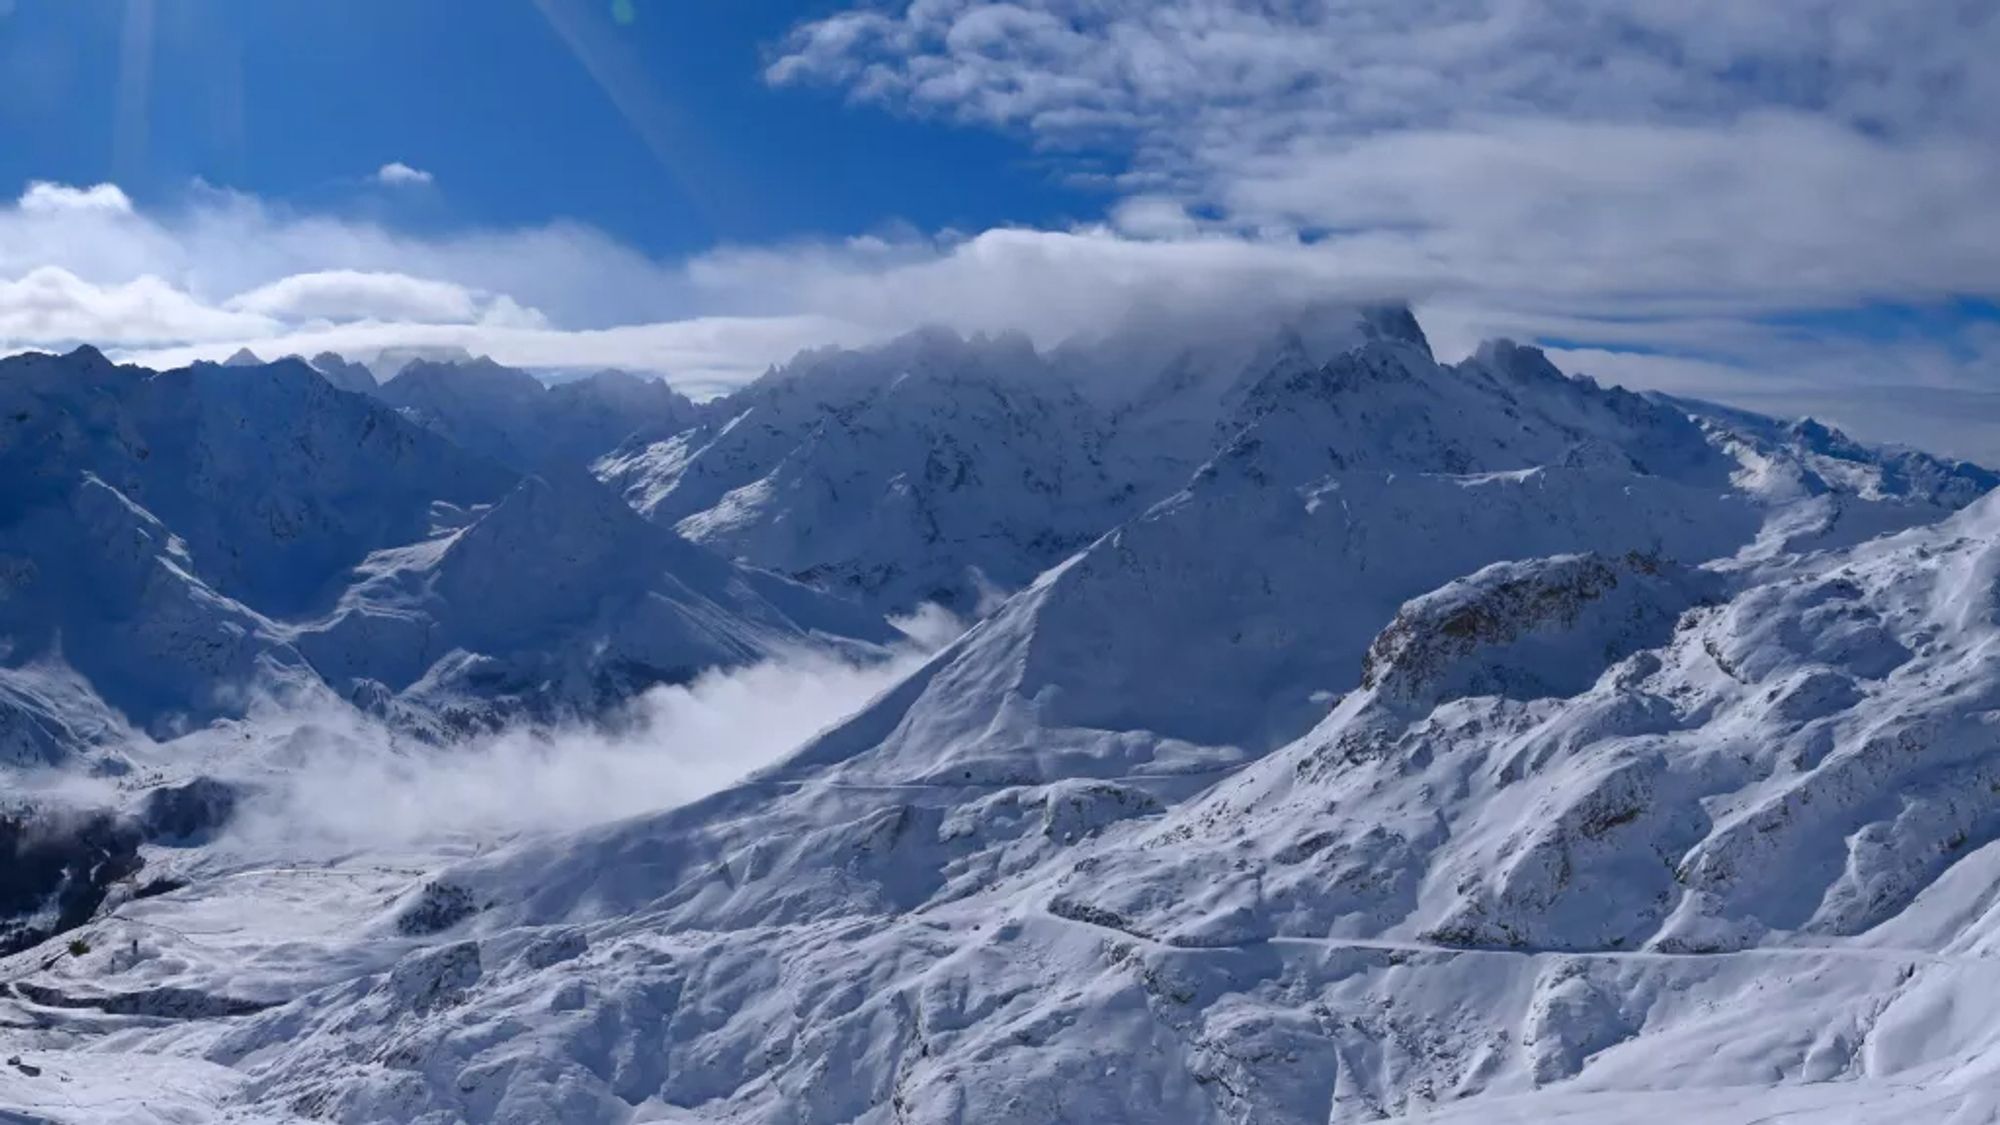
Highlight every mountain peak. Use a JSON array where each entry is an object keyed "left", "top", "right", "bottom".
[
  {"left": 1472, "top": 336, "right": 1559, "bottom": 373},
  {"left": 371, "top": 344, "right": 478, "bottom": 378},
  {"left": 58, "top": 343, "right": 113, "bottom": 369},
  {"left": 308, "top": 352, "right": 379, "bottom": 393},
  {"left": 389, "top": 355, "right": 543, "bottom": 391},
  {"left": 1353, "top": 303, "right": 1432, "bottom": 358}
]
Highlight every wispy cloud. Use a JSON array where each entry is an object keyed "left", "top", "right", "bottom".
[
  {"left": 767, "top": 1, "right": 2000, "bottom": 318},
  {"left": 770, "top": 1, "right": 1995, "bottom": 158},
  {"left": 222, "top": 269, "right": 535, "bottom": 326}
]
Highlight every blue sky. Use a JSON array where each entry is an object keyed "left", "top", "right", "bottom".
[
  {"left": 0, "top": 0, "right": 1095, "bottom": 252},
  {"left": 0, "top": 0, "right": 1996, "bottom": 456}
]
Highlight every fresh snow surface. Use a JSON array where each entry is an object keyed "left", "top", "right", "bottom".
[{"left": 7, "top": 307, "right": 2000, "bottom": 1124}]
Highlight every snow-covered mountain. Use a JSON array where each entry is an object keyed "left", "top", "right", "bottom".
[
  {"left": 294, "top": 466, "right": 893, "bottom": 731},
  {"left": 372, "top": 481, "right": 2000, "bottom": 1125},
  {"left": 5, "top": 307, "right": 2000, "bottom": 1124},
  {"left": 0, "top": 347, "right": 892, "bottom": 767},
  {"left": 596, "top": 327, "right": 1132, "bottom": 613},
  {"left": 598, "top": 312, "right": 1990, "bottom": 618},
  {"left": 371, "top": 358, "right": 704, "bottom": 474},
  {"left": 592, "top": 309, "right": 1441, "bottom": 614}
]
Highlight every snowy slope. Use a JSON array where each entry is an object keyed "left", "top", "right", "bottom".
[
  {"left": 32, "top": 473, "right": 2000, "bottom": 1124},
  {"left": 293, "top": 467, "right": 897, "bottom": 727},
  {"left": 0, "top": 348, "right": 515, "bottom": 615},
  {"left": 0, "top": 348, "right": 513, "bottom": 745}
]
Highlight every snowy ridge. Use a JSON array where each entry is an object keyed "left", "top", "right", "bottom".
[{"left": 306, "top": 352, "right": 379, "bottom": 395}]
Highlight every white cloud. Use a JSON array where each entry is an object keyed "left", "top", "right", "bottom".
[
  {"left": 0, "top": 179, "right": 1422, "bottom": 388},
  {"left": 767, "top": 2, "right": 2000, "bottom": 314},
  {"left": 17, "top": 181, "right": 135, "bottom": 215},
  {"left": 753, "top": 0, "right": 2000, "bottom": 455},
  {"left": 1214, "top": 115, "right": 2000, "bottom": 311},
  {"left": 685, "top": 225, "right": 1430, "bottom": 342},
  {"left": 772, "top": 1, "right": 1996, "bottom": 149},
  {"left": 2, "top": 174, "right": 1995, "bottom": 457},
  {"left": 225, "top": 270, "right": 515, "bottom": 326},
  {"left": 375, "top": 161, "right": 435, "bottom": 187},
  {"left": 0, "top": 266, "right": 275, "bottom": 346}
]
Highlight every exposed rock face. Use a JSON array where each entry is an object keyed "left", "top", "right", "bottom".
[
  {"left": 1359, "top": 551, "right": 1720, "bottom": 707},
  {"left": 0, "top": 806, "right": 142, "bottom": 957},
  {"left": 138, "top": 776, "right": 242, "bottom": 844},
  {"left": 394, "top": 881, "right": 480, "bottom": 937}
]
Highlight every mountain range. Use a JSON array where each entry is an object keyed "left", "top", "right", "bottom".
[
  {"left": 4, "top": 307, "right": 2000, "bottom": 1124},
  {"left": 0, "top": 347, "right": 888, "bottom": 772}
]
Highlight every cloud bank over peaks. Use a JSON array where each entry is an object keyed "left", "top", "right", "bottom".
[
  {"left": 759, "top": 0, "right": 2000, "bottom": 456},
  {"left": 0, "top": 117, "right": 1996, "bottom": 456},
  {"left": 0, "top": 178, "right": 1442, "bottom": 394}
]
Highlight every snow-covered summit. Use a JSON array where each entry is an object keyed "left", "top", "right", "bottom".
[
  {"left": 594, "top": 306, "right": 1453, "bottom": 615},
  {"left": 296, "top": 466, "right": 896, "bottom": 724}
]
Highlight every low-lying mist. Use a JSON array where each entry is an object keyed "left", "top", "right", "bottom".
[{"left": 210, "top": 645, "right": 936, "bottom": 854}]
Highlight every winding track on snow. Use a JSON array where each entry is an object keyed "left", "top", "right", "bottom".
[{"left": 1035, "top": 905, "right": 2000, "bottom": 968}]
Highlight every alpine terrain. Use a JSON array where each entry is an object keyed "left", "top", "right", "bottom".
[{"left": 5, "top": 307, "right": 2000, "bottom": 1125}]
